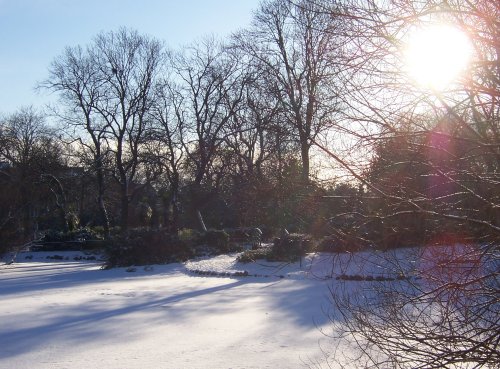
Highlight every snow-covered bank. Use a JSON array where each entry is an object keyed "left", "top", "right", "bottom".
[
  {"left": 185, "top": 252, "right": 339, "bottom": 279},
  {"left": 185, "top": 248, "right": 419, "bottom": 281},
  {"left": 0, "top": 252, "right": 340, "bottom": 369}
]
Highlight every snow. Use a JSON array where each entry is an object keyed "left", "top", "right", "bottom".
[
  {"left": 0, "top": 251, "right": 345, "bottom": 369},
  {"left": 0, "top": 246, "right": 439, "bottom": 368},
  {"left": 185, "top": 248, "right": 417, "bottom": 280},
  {"left": 185, "top": 252, "right": 339, "bottom": 279}
]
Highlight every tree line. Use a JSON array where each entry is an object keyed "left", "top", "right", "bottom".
[
  {"left": 1, "top": 0, "right": 499, "bottom": 247},
  {"left": 1, "top": 0, "right": 349, "bottom": 244}
]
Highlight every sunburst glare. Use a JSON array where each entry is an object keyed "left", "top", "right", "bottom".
[{"left": 404, "top": 24, "right": 473, "bottom": 90}]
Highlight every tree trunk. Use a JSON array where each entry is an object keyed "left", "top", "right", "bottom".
[
  {"left": 119, "top": 185, "right": 129, "bottom": 235},
  {"left": 197, "top": 209, "right": 207, "bottom": 232},
  {"left": 300, "top": 140, "right": 310, "bottom": 184},
  {"left": 96, "top": 166, "right": 110, "bottom": 238},
  {"left": 172, "top": 201, "right": 180, "bottom": 234},
  {"left": 41, "top": 174, "right": 70, "bottom": 233},
  {"left": 170, "top": 185, "right": 180, "bottom": 235}
]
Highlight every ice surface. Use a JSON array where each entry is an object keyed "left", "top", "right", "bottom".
[
  {"left": 0, "top": 251, "right": 341, "bottom": 369},
  {"left": 0, "top": 246, "right": 435, "bottom": 368}
]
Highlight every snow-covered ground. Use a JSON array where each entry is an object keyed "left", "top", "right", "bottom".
[
  {"left": 0, "top": 251, "right": 352, "bottom": 369},
  {"left": 186, "top": 249, "right": 417, "bottom": 280},
  {"left": 1, "top": 245, "right": 444, "bottom": 368}
]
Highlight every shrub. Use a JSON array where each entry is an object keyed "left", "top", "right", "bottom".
[
  {"left": 91, "top": 226, "right": 121, "bottom": 238},
  {"left": 270, "top": 233, "right": 313, "bottom": 261},
  {"left": 316, "top": 235, "right": 362, "bottom": 253},
  {"left": 237, "top": 248, "right": 272, "bottom": 263},
  {"left": 200, "top": 229, "right": 230, "bottom": 253},
  {"left": 221, "top": 228, "right": 248, "bottom": 242},
  {"left": 0, "top": 217, "right": 21, "bottom": 256},
  {"left": 259, "top": 226, "right": 280, "bottom": 242},
  {"left": 41, "top": 228, "right": 103, "bottom": 242},
  {"left": 178, "top": 228, "right": 202, "bottom": 246},
  {"left": 105, "top": 229, "right": 193, "bottom": 268},
  {"left": 222, "top": 227, "right": 266, "bottom": 249},
  {"left": 39, "top": 229, "right": 64, "bottom": 244},
  {"left": 34, "top": 228, "right": 105, "bottom": 251}
]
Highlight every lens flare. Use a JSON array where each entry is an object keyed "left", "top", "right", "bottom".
[{"left": 404, "top": 24, "right": 473, "bottom": 90}]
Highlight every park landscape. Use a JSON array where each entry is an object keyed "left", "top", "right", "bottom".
[{"left": 1, "top": 0, "right": 499, "bottom": 368}]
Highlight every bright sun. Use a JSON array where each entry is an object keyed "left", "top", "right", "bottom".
[{"left": 404, "top": 24, "right": 473, "bottom": 90}]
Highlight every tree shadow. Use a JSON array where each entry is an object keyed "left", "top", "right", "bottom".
[
  {"left": 0, "top": 277, "right": 247, "bottom": 360},
  {"left": 0, "top": 258, "right": 336, "bottom": 362},
  {"left": 0, "top": 260, "right": 184, "bottom": 296}
]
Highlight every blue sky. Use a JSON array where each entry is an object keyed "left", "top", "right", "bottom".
[{"left": 0, "top": 0, "right": 260, "bottom": 114}]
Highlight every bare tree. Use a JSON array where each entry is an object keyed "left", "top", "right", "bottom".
[
  {"left": 220, "top": 63, "right": 307, "bottom": 227},
  {"left": 91, "top": 28, "right": 165, "bottom": 233},
  {"left": 169, "top": 38, "right": 249, "bottom": 230},
  {"left": 149, "top": 74, "right": 185, "bottom": 232},
  {"left": 43, "top": 45, "right": 111, "bottom": 236},
  {"left": 44, "top": 28, "right": 166, "bottom": 233},
  {"left": 0, "top": 107, "right": 64, "bottom": 240},
  {"left": 234, "top": 0, "right": 343, "bottom": 184},
  {"left": 222, "top": 56, "right": 295, "bottom": 180},
  {"left": 305, "top": 0, "right": 500, "bottom": 367}
]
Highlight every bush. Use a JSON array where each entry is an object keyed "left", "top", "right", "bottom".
[
  {"left": 259, "top": 226, "right": 280, "bottom": 243},
  {"left": 34, "top": 228, "right": 105, "bottom": 251},
  {"left": 105, "top": 229, "right": 193, "bottom": 268},
  {"left": 41, "top": 228, "right": 103, "bottom": 242},
  {"left": 223, "top": 228, "right": 249, "bottom": 243},
  {"left": 178, "top": 228, "right": 202, "bottom": 246},
  {"left": 237, "top": 248, "right": 272, "bottom": 263},
  {"left": 222, "top": 227, "right": 266, "bottom": 249},
  {"left": 238, "top": 234, "right": 313, "bottom": 263},
  {"left": 200, "top": 229, "right": 230, "bottom": 253},
  {"left": 270, "top": 233, "right": 313, "bottom": 262},
  {"left": 0, "top": 217, "right": 21, "bottom": 256},
  {"left": 316, "top": 235, "right": 362, "bottom": 253},
  {"left": 91, "top": 226, "right": 121, "bottom": 238}
]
